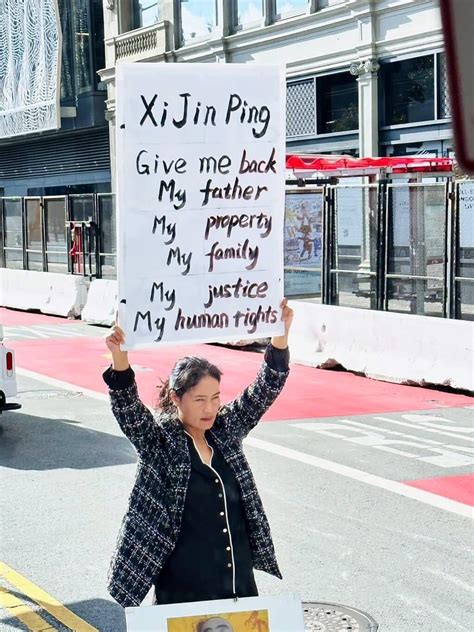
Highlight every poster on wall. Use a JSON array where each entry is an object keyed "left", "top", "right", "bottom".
[
  {"left": 335, "top": 187, "right": 363, "bottom": 247},
  {"left": 115, "top": 63, "right": 286, "bottom": 349},
  {"left": 125, "top": 593, "right": 305, "bottom": 632},
  {"left": 459, "top": 181, "right": 474, "bottom": 248},
  {"left": 284, "top": 191, "right": 323, "bottom": 296}
]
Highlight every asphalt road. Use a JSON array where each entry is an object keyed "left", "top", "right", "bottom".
[{"left": 1, "top": 368, "right": 472, "bottom": 632}]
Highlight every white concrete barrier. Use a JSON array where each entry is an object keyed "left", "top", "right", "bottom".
[
  {"left": 81, "top": 279, "right": 117, "bottom": 326},
  {"left": 0, "top": 269, "right": 88, "bottom": 318},
  {"left": 289, "top": 300, "right": 474, "bottom": 392}
]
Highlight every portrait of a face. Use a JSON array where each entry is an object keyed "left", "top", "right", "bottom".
[
  {"left": 166, "top": 608, "right": 269, "bottom": 632},
  {"left": 197, "top": 616, "right": 235, "bottom": 632}
]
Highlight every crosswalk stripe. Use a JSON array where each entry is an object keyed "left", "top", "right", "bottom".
[
  {"left": 2, "top": 328, "right": 38, "bottom": 339},
  {"left": 17, "top": 327, "right": 51, "bottom": 339},
  {"left": 0, "top": 586, "right": 57, "bottom": 631},
  {"left": 33, "top": 326, "right": 86, "bottom": 337},
  {"left": 0, "top": 562, "right": 98, "bottom": 632}
]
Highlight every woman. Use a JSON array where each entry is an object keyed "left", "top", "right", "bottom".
[{"left": 103, "top": 299, "right": 293, "bottom": 608}]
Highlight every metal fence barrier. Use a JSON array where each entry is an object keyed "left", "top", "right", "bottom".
[{"left": 1, "top": 181, "right": 473, "bottom": 320}]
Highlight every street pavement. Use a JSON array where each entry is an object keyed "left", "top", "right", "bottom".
[{"left": 0, "top": 308, "right": 473, "bottom": 632}]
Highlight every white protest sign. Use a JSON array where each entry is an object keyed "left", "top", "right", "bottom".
[
  {"left": 116, "top": 63, "right": 286, "bottom": 349},
  {"left": 125, "top": 593, "right": 305, "bottom": 632}
]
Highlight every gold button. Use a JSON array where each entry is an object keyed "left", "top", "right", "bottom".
[
  {"left": 220, "top": 512, "right": 224, "bottom": 516},
  {"left": 223, "top": 528, "right": 227, "bottom": 533}
]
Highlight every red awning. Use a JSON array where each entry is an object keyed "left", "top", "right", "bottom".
[{"left": 286, "top": 155, "right": 453, "bottom": 173}]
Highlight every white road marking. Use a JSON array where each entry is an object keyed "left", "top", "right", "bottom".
[
  {"left": 4, "top": 325, "right": 88, "bottom": 339},
  {"left": 14, "top": 367, "right": 474, "bottom": 519},
  {"left": 244, "top": 437, "right": 474, "bottom": 519},
  {"left": 297, "top": 418, "right": 446, "bottom": 445},
  {"left": 17, "top": 326, "right": 51, "bottom": 339},
  {"left": 424, "top": 568, "right": 474, "bottom": 594},
  {"left": 2, "top": 328, "right": 38, "bottom": 339},
  {"left": 374, "top": 416, "right": 473, "bottom": 442}
]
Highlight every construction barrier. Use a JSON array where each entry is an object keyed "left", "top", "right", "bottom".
[
  {"left": 288, "top": 300, "right": 474, "bottom": 392},
  {"left": 0, "top": 269, "right": 88, "bottom": 318},
  {"left": 81, "top": 279, "right": 117, "bottom": 326}
]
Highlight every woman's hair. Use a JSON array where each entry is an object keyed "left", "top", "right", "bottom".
[{"left": 158, "top": 356, "right": 222, "bottom": 412}]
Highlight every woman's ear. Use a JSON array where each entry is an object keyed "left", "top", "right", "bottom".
[{"left": 170, "top": 390, "right": 179, "bottom": 407}]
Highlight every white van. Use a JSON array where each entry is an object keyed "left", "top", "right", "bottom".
[{"left": 0, "top": 325, "right": 21, "bottom": 412}]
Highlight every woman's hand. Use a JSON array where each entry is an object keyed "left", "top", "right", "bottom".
[
  {"left": 271, "top": 298, "right": 294, "bottom": 349},
  {"left": 105, "top": 325, "right": 130, "bottom": 371}
]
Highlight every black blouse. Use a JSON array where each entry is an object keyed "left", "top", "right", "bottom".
[{"left": 153, "top": 431, "right": 258, "bottom": 605}]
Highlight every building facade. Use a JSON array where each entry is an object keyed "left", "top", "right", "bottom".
[
  {"left": 0, "top": 0, "right": 110, "bottom": 198},
  {"left": 99, "top": 0, "right": 451, "bottom": 191}
]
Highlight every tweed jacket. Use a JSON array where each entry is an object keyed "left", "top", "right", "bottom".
[{"left": 105, "top": 353, "right": 290, "bottom": 607}]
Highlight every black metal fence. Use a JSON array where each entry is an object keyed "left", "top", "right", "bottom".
[
  {"left": 0, "top": 193, "right": 116, "bottom": 280},
  {"left": 284, "top": 180, "right": 473, "bottom": 320},
  {"left": 1, "top": 182, "right": 473, "bottom": 320}
]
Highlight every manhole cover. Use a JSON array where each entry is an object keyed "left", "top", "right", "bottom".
[
  {"left": 303, "top": 602, "right": 378, "bottom": 631},
  {"left": 15, "top": 389, "right": 83, "bottom": 400}
]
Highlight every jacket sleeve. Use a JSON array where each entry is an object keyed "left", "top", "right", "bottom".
[
  {"left": 217, "top": 345, "right": 290, "bottom": 442},
  {"left": 103, "top": 366, "right": 161, "bottom": 457}
]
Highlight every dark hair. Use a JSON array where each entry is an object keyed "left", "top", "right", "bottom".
[{"left": 158, "top": 356, "right": 222, "bottom": 412}]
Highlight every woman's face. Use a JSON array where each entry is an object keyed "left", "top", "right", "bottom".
[{"left": 172, "top": 375, "right": 221, "bottom": 433}]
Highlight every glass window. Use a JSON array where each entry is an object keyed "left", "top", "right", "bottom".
[
  {"left": 73, "top": 0, "right": 92, "bottom": 94},
  {"left": 25, "top": 198, "right": 43, "bottom": 271},
  {"left": 45, "top": 198, "right": 68, "bottom": 272},
  {"left": 236, "top": 0, "right": 263, "bottom": 28},
  {"left": 91, "top": 0, "right": 105, "bottom": 87},
  {"left": 318, "top": 0, "right": 345, "bottom": 7},
  {"left": 382, "top": 55, "right": 435, "bottom": 126},
  {"left": 58, "top": 0, "right": 75, "bottom": 99},
  {"left": 317, "top": 72, "right": 358, "bottom": 133},
  {"left": 134, "top": 0, "right": 162, "bottom": 28},
  {"left": 4, "top": 199, "right": 23, "bottom": 249},
  {"left": 4, "top": 198, "right": 24, "bottom": 269},
  {"left": 275, "top": 0, "right": 307, "bottom": 20},
  {"left": 181, "top": 0, "right": 217, "bottom": 43}
]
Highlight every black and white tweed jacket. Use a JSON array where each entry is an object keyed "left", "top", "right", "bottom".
[{"left": 105, "top": 352, "right": 290, "bottom": 607}]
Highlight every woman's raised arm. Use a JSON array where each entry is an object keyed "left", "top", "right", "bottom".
[{"left": 104, "top": 325, "right": 161, "bottom": 456}]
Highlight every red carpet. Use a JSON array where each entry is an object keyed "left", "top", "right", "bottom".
[
  {"left": 0, "top": 307, "right": 71, "bottom": 326},
  {"left": 9, "top": 334, "right": 473, "bottom": 420},
  {"left": 404, "top": 474, "right": 474, "bottom": 506}
]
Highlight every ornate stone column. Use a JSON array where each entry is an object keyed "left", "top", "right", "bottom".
[
  {"left": 350, "top": 58, "right": 380, "bottom": 159},
  {"left": 349, "top": 59, "right": 380, "bottom": 285}
]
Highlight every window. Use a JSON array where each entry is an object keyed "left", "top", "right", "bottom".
[
  {"left": 72, "top": 0, "right": 92, "bottom": 94},
  {"left": 134, "top": 0, "right": 162, "bottom": 28},
  {"left": 275, "top": 0, "right": 307, "bottom": 20},
  {"left": 286, "top": 72, "right": 358, "bottom": 137},
  {"left": 317, "top": 72, "right": 358, "bottom": 133},
  {"left": 318, "top": 0, "right": 345, "bottom": 7},
  {"left": 236, "top": 0, "right": 263, "bottom": 29},
  {"left": 181, "top": 0, "right": 217, "bottom": 43},
  {"left": 58, "top": 0, "right": 75, "bottom": 99},
  {"left": 382, "top": 55, "right": 435, "bottom": 126},
  {"left": 3, "top": 199, "right": 24, "bottom": 269}
]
